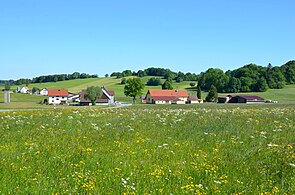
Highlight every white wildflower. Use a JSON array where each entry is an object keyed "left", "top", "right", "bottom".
[{"left": 267, "top": 143, "right": 279, "bottom": 147}]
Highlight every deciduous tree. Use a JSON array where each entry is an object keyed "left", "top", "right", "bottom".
[
  {"left": 197, "top": 85, "right": 202, "bottom": 99},
  {"left": 205, "top": 85, "right": 218, "bottom": 102},
  {"left": 124, "top": 78, "right": 145, "bottom": 102},
  {"left": 162, "top": 80, "right": 173, "bottom": 90},
  {"left": 84, "top": 86, "right": 102, "bottom": 105}
]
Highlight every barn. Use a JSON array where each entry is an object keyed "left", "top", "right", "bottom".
[{"left": 223, "top": 95, "right": 265, "bottom": 104}]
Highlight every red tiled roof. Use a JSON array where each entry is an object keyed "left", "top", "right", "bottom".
[
  {"left": 148, "top": 90, "right": 188, "bottom": 98},
  {"left": 152, "top": 96, "right": 181, "bottom": 101},
  {"left": 48, "top": 89, "right": 68, "bottom": 97}
]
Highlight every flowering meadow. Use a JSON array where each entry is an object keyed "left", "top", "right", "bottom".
[{"left": 0, "top": 106, "right": 294, "bottom": 194}]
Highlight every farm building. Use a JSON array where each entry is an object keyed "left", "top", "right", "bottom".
[
  {"left": 18, "top": 86, "right": 30, "bottom": 94},
  {"left": 79, "top": 87, "right": 115, "bottom": 106},
  {"left": 187, "top": 95, "right": 203, "bottom": 104},
  {"left": 40, "top": 88, "right": 48, "bottom": 96},
  {"left": 218, "top": 95, "right": 265, "bottom": 104},
  {"left": 48, "top": 89, "right": 69, "bottom": 105},
  {"left": 68, "top": 92, "right": 80, "bottom": 102},
  {"left": 144, "top": 89, "right": 188, "bottom": 104}
]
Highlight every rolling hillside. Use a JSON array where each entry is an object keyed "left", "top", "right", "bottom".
[
  {"left": 10, "top": 76, "right": 195, "bottom": 97},
  {"left": 1, "top": 76, "right": 294, "bottom": 109}
]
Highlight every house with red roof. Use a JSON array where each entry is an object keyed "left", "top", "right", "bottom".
[
  {"left": 48, "top": 89, "right": 69, "bottom": 105},
  {"left": 145, "top": 89, "right": 189, "bottom": 104}
]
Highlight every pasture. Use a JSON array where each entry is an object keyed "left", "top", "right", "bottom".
[{"left": 0, "top": 106, "right": 294, "bottom": 194}]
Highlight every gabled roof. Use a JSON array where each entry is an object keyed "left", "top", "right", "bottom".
[
  {"left": 48, "top": 89, "right": 68, "bottom": 97},
  {"left": 188, "top": 95, "right": 199, "bottom": 100},
  {"left": 148, "top": 89, "right": 188, "bottom": 98},
  {"left": 80, "top": 88, "right": 112, "bottom": 103},
  {"left": 108, "top": 90, "right": 115, "bottom": 96},
  {"left": 233, "top": 95, "right": 264, "bottom": 101},
  {"left": 102, "top": 87, "right": 115, "bottom": 99}
]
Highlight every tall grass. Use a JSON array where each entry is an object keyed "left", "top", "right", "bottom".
[{"left": 0, "top": 107, "right": 294, "bottom": 194}]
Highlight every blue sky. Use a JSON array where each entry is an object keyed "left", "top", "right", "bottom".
[{"left": 0, "top": 0, "right": 294, "bottom": 80}]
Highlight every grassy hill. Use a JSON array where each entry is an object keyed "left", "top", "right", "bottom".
[
  {"left": 233, "top": 85, "right": 295, "bottom": 104},
  {"left": 1, "top": 76, "right": 295, "bottom": 109},
  {"left": 10, "top": 77, "right": 195, "bottom": 97}
]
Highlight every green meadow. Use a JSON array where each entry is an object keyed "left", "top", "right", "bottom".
[
  {"left": 0, "top": 106, "right": 294, "bottom": 194},
  {"left": 1, "top": 78, "right": 295, "bottom": 193}
]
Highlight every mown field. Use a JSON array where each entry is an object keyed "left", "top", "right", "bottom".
[
  {"left": 9, "top": 76, "right": 193, "bottom": 97},
  {"left": 0, "top": 106, "right": 294, "bottom": 194}
]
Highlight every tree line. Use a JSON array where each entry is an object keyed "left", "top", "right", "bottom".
[
  {"left": 111, "top": 60, "right": 295, "bottom": 92},
  {"left": 1, "top": 72, "right": 98, "bottom": 86},
  {"left": 110, "top": 67, "right": 199, "bottom": 81}
]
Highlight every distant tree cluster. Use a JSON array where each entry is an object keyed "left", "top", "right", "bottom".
[
  {"left": 11, "top": 72, "right": 98, "bottom": 85},
  {"left": 111, "top": 68, "right": 199, "bottom": 81},
  {"left": 198, "top": 61, "right": 294, "bottom": 93},
  {"left": 112, "top": 60, "right": 295, "bottom": 93},
  {"left": 146, "top": 77, "right": 162, "bottom": 86},
  {"left": 110, "top": 70, "right": 134, "bottom": 78},
  {"left": 0, "top": 80, "right": 14, "bottom": 86}
]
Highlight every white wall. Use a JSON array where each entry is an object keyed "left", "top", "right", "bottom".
[
  {"left": 49, "top": 96, "right": 68, "bottom": 104},
  {"left": 40, "top": 89, "right": 48, "bottom": 96}
]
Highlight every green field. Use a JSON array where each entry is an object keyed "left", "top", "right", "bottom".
[
  {"left": 0, "top": 92, "right": 48, "bottom": 110},
  {"left": 9, "top": 76, "right": 195, "bottom": 97},
  {"left": 0, "top": 106, "right": 294, "bottom": 194}
]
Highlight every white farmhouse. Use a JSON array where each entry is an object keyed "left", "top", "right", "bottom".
[
  {"left": 40, "top": 88, "right": 48, "bottom": 96},
  {"left": 20, "top": 87, "right": 30, "bottom": 94},
  {"left": 48, "top": 89, "right": 68, "bottom": 104}
]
